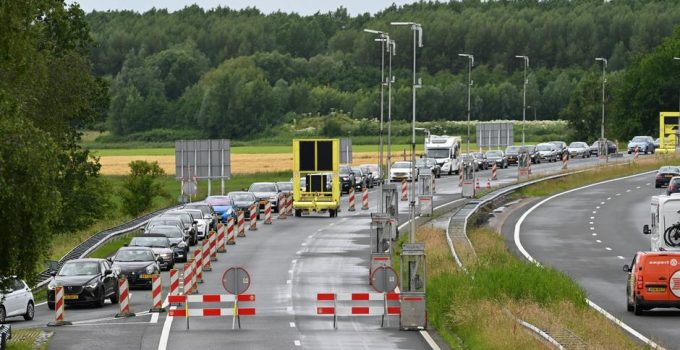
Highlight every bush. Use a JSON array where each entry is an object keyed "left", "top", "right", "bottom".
[
  {"left": 96, "top": 128, "right": 202, "bottom": 143},
  {"left": 121, "top": 161, "right": 166, "bottom": 216}
]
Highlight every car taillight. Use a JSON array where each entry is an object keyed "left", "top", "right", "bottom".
[
  {"left": 637, "top": 275, "right": 643, "bottom": 290},
  {"left": 657, "top": 174, "right": 663, "bottom": 179}
]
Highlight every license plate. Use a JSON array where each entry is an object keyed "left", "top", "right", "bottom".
[
  {"left": 647, "top": 287, "right": 666, "bottom": 293},
  {"left": 260, "top": 200, "right": 267, "bottom": 204},
  {"left": 64, "top": 294, "right": 78, "bottom": 300},
  {"left": 140, "top": 274, "right": 154, "bottom": 279},
  {"left": 666, "top": 175, "right": 673, "bottom": 178}
]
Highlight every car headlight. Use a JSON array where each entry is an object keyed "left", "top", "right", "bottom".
[
  {"left": 146, "top": 265, "right": 155, "bottom": 274},
  {"left": 86, "top": 281, "right": 98, "bottom": 290},
  {"left": 161, "top": 253, "right": 172, "bottom": 260}
]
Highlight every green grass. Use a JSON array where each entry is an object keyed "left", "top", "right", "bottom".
[
  {"left": 89, "top": 234, "right": 136, "bottom": 259},
  {"left": 32, "top": 287, "right": 47, "bottom": 304},
  {"left": 7, "top": 328, "right": 50, "bottom": 350}
]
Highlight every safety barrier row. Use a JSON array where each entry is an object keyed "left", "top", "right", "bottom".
[
  {"left": 316, "top": 292, "right": 400, "bottom": 329},
  {"left": 168, "top": 294, "right": 256, "bottom": 329}
]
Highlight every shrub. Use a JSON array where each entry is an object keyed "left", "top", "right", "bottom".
[{"left": 121, "top": 161, "right": 166, "bottom": 216}]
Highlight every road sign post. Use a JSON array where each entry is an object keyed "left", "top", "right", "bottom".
[
  {"left": 222, "top": 267, "right": 252, "bottom": 330},
  {"left": 417, "top": 173, "right": 433, "bottom": 217}
]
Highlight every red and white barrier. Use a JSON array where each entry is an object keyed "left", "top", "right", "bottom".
[
  {"left": 264, "top": 201, "right": 272, "bottom": 224},
  {"left": 348, "top": 187, "right": 356, "bottom": 211},
  {"left": 459, "top": 170, "right": 463, "bottom": 187},
  {"left": 209, "top": 231, "right": 217, "bottom": 261},
  {"left": 249, "top": 204, "right": 258, "bottom": 231},
  {"left": 287, "top": 194, "right": 293, "bottom": 216},
  {"left": 492, "top": 162, "right": 497, "bottom": 180},
  {"left": 486, "top": 178, "right": 491, "bottom": 190},
  {"left": 201, "top": 241, "right": 212, "bottom": 272},
  {"left": 168, "top": 294, "right": 256, "bottom": 330},
  {"left": 48, "top": 285, "right": 71, "bottom": 326},
  {"left": 115, "top": 277, "right": 134, "bottom": 317},
  {"left": 169, "top": 269, "right": 181, "bottom": 305},
  {"left": 361, "top": 187, "right": 369, "bottom": 210},
  {"left": 237, "top": 210, "right": 246, "bottom": 237},
  {"left": 401, "top": 179, "right": 407, "bottom": 201},
  {"left": 217, "top": 224, "right": 226, "bottom": 253},
  {"left": 150, "top": 274, "right": 165, "bottom": 312},
  {"left": 278, "top": 195, "right": 287, "bottom": 220},
  {"left": 316, "top": 292, "right": 400, "bottom": 329},
  {"left": 193, "top": 248, "right": 204, "bottom": 282},
  {"left": 183, "top": 262, "right": 194, "bottom": 295},
  {"left": 226, "top": 217, "right": 236, "bottom": 245},
  {"left": 475, "top": 178, "right": 480, "bottom": 190},
  {"left": 562, "top": 153, "right": 568, "bottom": 170},
  {"left": 634, "top": 146, "right": 639, "bottom": 160}
]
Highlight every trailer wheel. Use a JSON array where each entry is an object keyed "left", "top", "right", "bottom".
[
  {"left": 329, "top": 209, "right": 337, "bottom": 217},
  {"left": 295, "top": 209, "right": 302, "bottom": 217}
]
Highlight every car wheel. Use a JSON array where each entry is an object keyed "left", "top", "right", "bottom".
[
  {"left": 633, "top": 297, "right": 644, "bottom": 316},
  {"left": 0, "top": 306, "right": 5, "bottom": 323},
  {"left": 110, "top": 287, "right": 119, "bottom": 304},
  {"left": 97, "top": 287, "right": 106, "bottom": 308},
  {"left": 651, "top": 148, "right": 655, "bottom": 154},
  {"left": 23, "top": 300, "right": 35, "bottom": 321},
  {"left": 48, "top": 302, "right": 55, "bottom": 310},
  {"left": 295, "top": 209, "right": 302, "bottom": 217}
]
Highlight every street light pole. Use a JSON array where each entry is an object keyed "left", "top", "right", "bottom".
[
  {"left": 595, "top": 57, "right": 607, "bottom": 159},
  {"left": 459, "top": 54, "right": 474, "bottom": 157},
  {"left": 386, "top": 39, "right": 396, "bottom": 184},
  {"left": 515, "top": 55, "right": 529, "bottom": 146},
  {"left": 392, "top": 21, "right": 422, "bottom": 244}
]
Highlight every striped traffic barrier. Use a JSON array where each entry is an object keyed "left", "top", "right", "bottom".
[
  {"left": 562, "top": 153, "right": 568, "bottom": 170},
  {"left": 278, "top": 195, "right": 287, "bottom": 220},
  {"left": 209, "top": 231, "right": 217, "bottom": 261},
  {"left": 237, "top": 209, "right": 246, "bottom": 237},
  {"left": 634, "top": 146, "right": 639, "bottom": 160},
  {"left": 226, "top": 217, "right": 236, "bottom": 245},
  {"left": 486, "top": 178, "right": 491, "bottom": 190},
  {"left": 115, "top": 277, "right": 135, "bottom": 318},
  {"left": 47, "top": 285, "right": 71, "bottom": 326},
  {"left": 190, "top": 258, "right": 198, "bottom": 293},
  {"left": 475, "top": 178, "right": 480, "bottom": 190},
  {"left": 150, "top": 274, "right": 165, "bottom": 313},
  {"left": 249, "top": 204, "right": 258, "bottom": 231},
  {"left": 168, "top": 294, "right": 256, "bottom": 330},
  {"left": 316, "top": 292, "right": 400, "bottom": 329},
  {"left": 401, "top": 179, "right": 407, "bottom": 201},
  {"left": 169, "top": 269, "right": 181, "bottom": 306},
  {"left": 361, "top": 187, "right": 369, "bottom": 210},
  {"left": 286, "top": 194, "right": 293, "bottom": 216},
  {"left": 264, "top": 201, "right": 272, "bottom": 224},
  {"left": 459, "top": 170, "right": 463, "bottom": 186},
  {"left": 183, "top": 261, "right": 195, "bottom": 295},
  {"left": 194, "top": 247, "right": 204, "bottom": 282},
  {"left": 348, "top": 187, "right": 356, "bottom": 211},
  {"left": 492, "top": 162, "right": 497, "bottom": 180},
  {"left": 201, "top": 240, "right": 212, "bottom": 272},
  {"left": 217, "top": 224, "right": 226, "bottom": 253}
]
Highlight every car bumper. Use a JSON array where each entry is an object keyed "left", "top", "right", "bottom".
[
  {"left": 656, "top": 178, "right": 673, "bottom": 187},
  {"left": 636, "top": 297, "right": 680, "bottom": 309},
  {"left": 122, "top": 274, "right": 154, "bottom": 288},
  {"left": 506, "top": 157, "right": 518, "bottom": 164},
  {"left": 48, "top": 288, "right": 101, "bottom": 305}
]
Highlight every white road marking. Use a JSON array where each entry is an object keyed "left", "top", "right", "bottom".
[
  {"left": 646, "top": 183, "right": 651, "bottom": 186},
  {"left": 290, "top": 322, "right": 296, "bottom": 328},
  {"left": 606, "top": 247, "right": 612, "bottom": 251},
  {"left": 607, "top": 197, "right": 611, "bottom": 200},
  {"left": 616, "top": 193, "right": 621, "bottom": 196},
  {"left": 150, "top": 312, "right": 159, "bottom": 324},
  {"left": 595, "top": 206, "right": 600, "bottom": 209},
  {"left": 590, "top": 216, "right": 595, "bottom": 220},
  {"left": 296, "top": 250, "right": 303, "bottom": 255},
  {"left": 592, "top": 233, "right": 597, "bottom": 236},
  {"left": 590, "top": 227, "right": 595, "bottom": 230},
  {"left": 301, "top": 242, "right": 307, "bottom": 246},
  {"left": 288, "top": 269, "right": 293, "bottom": 274},
  {"left": 600, "top": 202, "right": 605, "bottom": 205},
  {"left": 618, "top": 256, "right": 625, "bottom": 260},
  {"left": 596, "top": 240, "right": 602, "bottom": 243},
  {"left": 286, "top": 280, "right": 292, "bottom": 284},
  {"left": 328, "top": 223, "right": 335, "bottom": 226},
  {"left": 287, "top": 306, "right": 293, "bottom": 312},
  {"left": 420, "top": 330, "right": 442, "bottom": 350},
  {"left": 294, "top": 340, "right": 301, "bottom": 346},
  {"left": 292, "top": 259, "right": 297, "bottom": 264},
  {"left": 158, "top": 305, "right": 176, "bottom": 350},
  {"left": 307, "top": 235, "right": 313, "bottom": 239},
  {"left": 592, "top": 211, "right": 597, "bottom": 214},
  {"left": 626, "top": 189, "right": 631, "bottom": 192},
  {"left": 589, "top": 222, "right": 594, "bottom": 225},
  {"left": 636, "top": 186, "right": 641, "bottom": 189}
]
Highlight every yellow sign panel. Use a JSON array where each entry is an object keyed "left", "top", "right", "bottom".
[{"left": 658, "top": 112, "right": 679, "bottom": 152}]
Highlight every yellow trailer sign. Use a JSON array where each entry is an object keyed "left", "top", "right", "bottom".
[
  {"left": 657, "top": 112, "right": 679, "bottom": 153},
  {"left": 292, "top": 139, "right": 340, "bottom": 217}
]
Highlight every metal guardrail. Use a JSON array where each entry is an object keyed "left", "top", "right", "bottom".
[{"left": 0, "top": 324, "right": 11, "bottom": 350}]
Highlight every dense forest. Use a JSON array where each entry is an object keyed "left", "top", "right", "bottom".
[{"left": 87, "top": 0, "right": 680, "bottom": 141}]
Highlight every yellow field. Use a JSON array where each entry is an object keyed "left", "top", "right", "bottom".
[{"left": 98, "top": 151, "right": 415, "bottom": 175}]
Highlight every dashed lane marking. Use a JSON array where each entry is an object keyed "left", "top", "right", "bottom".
[
  {"left": 600, "top": 202, "right": 605, "bottom": 205},
  {"left": 592, "top": 233, "right": 597, "bottom": 236},
  {"left": 290, "top": 322, "right": 296, "bottom": 328},
  {"left": 606, "top": 247, "right": 612, "bottom": 251},
  {"left": 607, "top": 197, "right": 611, "bottom": 200},
  {"left": 618, "top": 256, "right": 625, "bottom": 260},
  {"left": 286, "top": 280, "right": 292, "bottom": 284},
  {"left": 596, "top": 206, "right": 600, "bottom": 209},
  {"left": 590, "top": 227, "right": 595, "bottom": 230},
  {"left": 636, "top": 186, "right": 641, "bottom": 189},
  {"left": 590, "top": 216, "right": 595, "bottom": 220},
  {"left": 616, "top": 193, "right": 621, "bottom": 196},
  {"left": 596, "top": 240, "right": 602, "bottom": 243},
  {"left": 589, "top": 222, "right": 594, "bottom": 225},
  {"left": 592, "top": 211, "right": 597, "bottom": 214},
  {"left": 294, "top": 340, "right": 301, "bottom": 346}
]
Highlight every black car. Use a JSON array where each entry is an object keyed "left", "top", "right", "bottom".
[
  {"left": 666, "top": 176, "right": 680, "bottom": 195},
  {"left": 505, "top": 146, "right": 520, "bottom": 165},
  {"left": 485, "top": 150, "right": 508, "bottom": 168},
  {"left": 472, "top": 153, "right": 490, "bottom": 170},
  {"left": 143, "top": 225, "right": 189, "bottom": 262},
  {"left": 548, "top": 141, "right": 570, "bottom": 160},
  {"left": 352, "top": 167, "right": 368, "bottom": 190},
  {"left": 655, "top": 166, "right": 680, "bottom": 188},
  {"left": 111, "top": 247, "right": 161, "bottom": 289},
  {"left": 359, "top": 166, "right": 375, "bottom": 188},
  {"left": 227, "top": 191, "right": 260, "bottom": 220},
  {"left": 518, "top": 146, "right": 541, "bottom": 164},
  {"left": 128, "top": 235, "right": 175, "bottom": 270},
  {"left": 160, "top": 211, "right": 198, "bottom": 245},
  {"left": 47, "top": 258, "right": 119, "bottom": 309},
  {"left": 589, "top": 140, "right": 618, "bottom": 156},
  {"left": 339, "top": 165, "right": 356, "bottom": 193}
]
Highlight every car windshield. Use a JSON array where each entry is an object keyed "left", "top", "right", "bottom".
[
  {"left": 277, "top": 183, "right": 292, "bottom": 192},
  {"left": 131, "top": 237, "right": 169, "bottom": 248},
  {"left": 59, "top": 262, "right": 100, "bottom": 276},
  {"left": 569, "top": 142, "right": 585, "bottom": 148},
  {"left": 351, "top": 168, "right": 362, "bottom": 174},
  {"left": 486, "top": 151, "right": 502, "bottom": 157},
  {"left": 185, "top": 204, "right": 210, "bottom": 216},
  {"left": 163, "top": 212, "right": 191, "bottom": 223},
  {"left": 461, "top": 154, "right": 474, "bottom": 161},
  {"left": 250, "top": 183, "right": 276, "bottom": 192},
  {"left": 537, "top": 144, "right": 552, "bottom": 151},
  {"left": 473, "top": 153, "right": 484, "bottom": 159},
  {"left": 206, "top": 196, "right": 233, "bottom": 206},
  {"left": 659, "top": 166, "right": 679, "bottom": 173},
  {"left": 114, "top": 249, "right": 155, "bottom": 262},
  {"left": 426, "top": 149, "right": 450, "bottom": 158},
  {"left": 632, "top": 136, "right": 647, "bottom": 142},
  {"left": 230, "top": 193, "right": 254, "bottom": 201},
  {"left": 148, "top": 219, "right": 180, "bottom": 229},
  {"left": 505, "top": 146, "right": 519, "bottom": 153},
  {"left": 184, "top": 210, "right": 203, "bottom": 219},
  {"left": 393, "top": 162, "right": 411, "bottom": 169},
  {"left": 149, "top": 227, "right": 183, "bottom": 238},
  {"left": 519, "top": 146, "right": 533, "bottom": 153}
]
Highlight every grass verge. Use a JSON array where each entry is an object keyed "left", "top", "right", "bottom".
[
  {"left": 7, "top": 328, "right": 51, "bottom": 350},
  {"left": 416, "top": 225, "right": 640, "bottom": 349},
  {"left": 88, "top": 233, "right": 137, "bottom": 259}
]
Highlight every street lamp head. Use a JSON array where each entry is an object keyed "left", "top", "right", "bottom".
[
  {"left": 388, "top": 39, "right": 396, "bottom": 55},
  {"left": 391, "top": 22, "right": 415, "bottom": 26},
  {"left": 363, "top": 29, "right": 383, "bottom": 34},
  {"left": 674, "top": 57, "right": 680, "bottom": 60},
  {"left": 459, "top": 53, "right": 474, "bottom": 67},
  {"left": 595, "top": 57, "right": 608, "bottom": 67}
]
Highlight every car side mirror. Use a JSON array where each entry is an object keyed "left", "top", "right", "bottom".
[
  {"left": 139, "top": 227, "right": 145, "bottom": 233},
  {"left": 171, "top": 242, "right": 178, "bottom": 247},
  {"left": 642, "top": 225, "right": 651, "bottom": 235},
  {"left": 157, "top": 257, "right": 164, "bottom": 264},
  {"left": 105, "top": 269, "right": 113, "bottom": 275},
  {"left": 123, "top": 243, "right": 128, "bottom": 247},
  {"left": 50, "top": 271, "right": 57, "bottom": 277},
  {"left": 622, "top": 264, "right": 630, "bottom": 272}
]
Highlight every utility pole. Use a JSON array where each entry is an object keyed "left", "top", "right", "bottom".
[{"left": 515, "top": 55, "right": 529, "bottom": 146}]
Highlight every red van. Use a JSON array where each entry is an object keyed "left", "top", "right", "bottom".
[{"left": 624, "top": 251, "right": 680, "bottom": 315}]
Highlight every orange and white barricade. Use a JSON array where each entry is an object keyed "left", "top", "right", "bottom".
[
  {"left": 486, "top": 179, "right": 491, "bottom": 190},
  {"left": 278, "top": 195, "right": 287, "bottom": 219},
  {"left": 168, "top": 294, "right": 256, "bottom": 330},
  {"left": 634, "top": 146, "right": 639, "bottom": 160},
  {"left": 237, "top": 209, "right": 246, "bottom": 237},
  {"left": 115, "top": 277, "right": 134, "bottom": 317},
  {"left": 184, "top": 262, "right": 195, "bottom": 295},
  {"left": 194, "top": 247, "right": 204, "bottom": 282},
  {"left": 249, "top": 204, "right": 258, "bottom": 231},
  {"left": 286, "top": 194, "right": 293, "bottom": 215},
  {"left": 348, "top": 187, "right": 356, "bottom": 211},
  {"left": 150, "top": 274, "right": 165, "bottom": 313},
  {"left": 209, "top": 231, "right": 217, "bottom": 261},
  {"left": 459, "top": 170, "right": 463, "bottom": 186},
  {"left": 200, "top": 241, "right": 212, "bottom": 272},
  {"left": 492, "top": 163, "right": 497, "bottom": 180},
  {"left": 264, "top": 201, "right": 272, "bottom": 224},
  {"left": 562, "top": 153, "right": 568, "bottom": 170},
  {"left": 226, "top": 217, "right": 236, "bottom": 245},
  {"left": 47, "top": 285, "right": 71, "bottom": 326},
  {"left": 475, "top": 178, "right": 480, "bottom": 190},
  {"left": 217, "top": 224, "right": 226, "bottom": 253},
  {"left": 316, "top": 292, "right": 400, "bottom": 329},
  {"left": 401, "top": 179, "right": 407, "bottom": 201},
  {"left": 361, "top": 187, "right": 369, "bottom": 210}
]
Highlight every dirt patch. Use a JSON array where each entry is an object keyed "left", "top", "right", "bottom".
[{"left": 98, "top": 151, "right": 411, "bottom": 175}]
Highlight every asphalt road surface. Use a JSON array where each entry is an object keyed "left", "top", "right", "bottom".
[
  {"left": 512, "top": 168, "right": 680, "bottom": 349},
  {"left": 5, "top": 152, "right": 634, "bottom": 349}
]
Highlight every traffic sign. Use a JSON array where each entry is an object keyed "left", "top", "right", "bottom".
[
  {"left": 221, "top": 267, "right": 251, "bottom": 295},
  {"left": 370, "top": 266, "right": 398, "bottom": 293}
]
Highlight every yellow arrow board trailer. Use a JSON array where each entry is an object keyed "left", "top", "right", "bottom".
[
  {"left": 292, "top": 139, "right": 340, "bottom": 217},
  {"left": 657, "top": 112, "right": 679, "bottom": 153}
]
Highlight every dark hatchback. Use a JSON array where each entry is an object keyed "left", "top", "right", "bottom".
[
  {"left": 47, "top": 259, "right": 119, "bottom": 309},
  {"left": 111, "top": 247, "right": 161, "bottom": 289},
  {"left": 505, "top": 146, "right": 520, "bottom": 165},
  {"left": 227, "top": 191, "right": 260, "bottom": 220},
  {"left": 655, "top": 166, "right": 680, "bottom": 188},
  {"left": 339, "top": 165, "right": 356, "bottom": 193},
  {"left": 143, "top": 226, "right": 188, "bottom": 263},
  {"left": 666, "top": 176, "right": 680, "bottom": 195}
]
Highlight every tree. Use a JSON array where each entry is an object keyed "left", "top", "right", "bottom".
[
  {"left": 122, "top": 161, "right": 166, "bottom": 216},
  {"left": 560, "top": 73, "right": 602, "bottom": 141}
]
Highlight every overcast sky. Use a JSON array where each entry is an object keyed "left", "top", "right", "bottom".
[{"left": 70, "top": 0, "right": 427, "bottom": 16}]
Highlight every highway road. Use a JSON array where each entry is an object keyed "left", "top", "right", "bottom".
[
  {"left": 512, "top": 169, "right": 680, "bottom": 349},
  {"left": 5, "top": 153, "right": 631, "bottom": 349}
]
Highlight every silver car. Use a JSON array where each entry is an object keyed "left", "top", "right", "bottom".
[{"left": 567, "top": 142, "right": 590, "bottom": 158}]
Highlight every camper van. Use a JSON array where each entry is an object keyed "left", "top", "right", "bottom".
[
  {"left": 643, "top": 194, "right": 680, "bottom": 251},
  {"left": 424, "top": 135, "right": 461, "bottom": 175}
]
